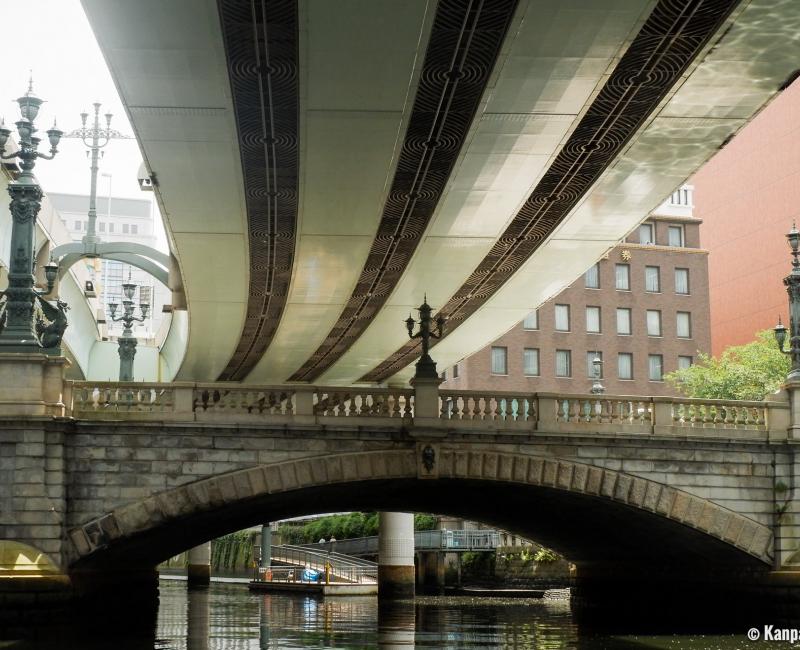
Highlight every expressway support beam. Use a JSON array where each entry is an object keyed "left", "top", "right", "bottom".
[
  {"left": 378, "top": 512, "right": 415, "bottom": 599},
  {"left": 187, "top": 542, "right": 211, "bottom": 587}
]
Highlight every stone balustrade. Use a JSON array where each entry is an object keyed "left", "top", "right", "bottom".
[{"left": 63, "top": 381, "right": 790, "bottom": 439}]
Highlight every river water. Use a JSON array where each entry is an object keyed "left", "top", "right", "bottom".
[{"left": 4, "top": 579, "right": 784, "bottom": 649}]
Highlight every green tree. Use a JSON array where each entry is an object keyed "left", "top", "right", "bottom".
[{"left": 665, "top": 330, "right": 789, "bottom": 400}]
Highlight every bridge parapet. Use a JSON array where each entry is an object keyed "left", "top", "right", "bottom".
[{"left": 64, "top": 380, "right": 790, "bottom": 440}]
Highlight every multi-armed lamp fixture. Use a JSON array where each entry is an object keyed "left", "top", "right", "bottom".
[
  {"left": 774, "top": 223, "right": 800, "bottom": 381},
  {"left": 107, "top": 270, "right": 150, "bottom": 381},
  {"left": 0, "top": 78, "right": 66, "bottom": 349}
]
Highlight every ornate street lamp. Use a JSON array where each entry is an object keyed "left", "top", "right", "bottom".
[
  {"left": 590, "top": 352, "right": 605, "bottom": 394},
  {"left": 0, "top": 78, "right": 68, "bottom": 350},
  {"left": 64, "top": 103, "right": 130, "bottom": 245},
  {"left": 406, "top": 296, "right": 446, "bottom": 379},
  {"left": 106, "top": 270, "right": 150, "bottom": 381},
  {"left": 774, "top": 222, "right": 800, "bottom": 381}
]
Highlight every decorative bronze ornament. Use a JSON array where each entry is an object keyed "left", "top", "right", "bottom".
[{"left": 422, "top": 445, "right": 436, "bottom": 473}]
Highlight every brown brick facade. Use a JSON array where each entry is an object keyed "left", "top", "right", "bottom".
[{"left": 442, "top": 216, "right": 710, "bottom": 396}]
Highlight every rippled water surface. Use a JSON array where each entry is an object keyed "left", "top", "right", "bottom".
[{"left": 4, "top": 579, "right": 788, "bottom": 649}]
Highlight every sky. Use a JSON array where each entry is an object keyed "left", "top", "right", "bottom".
[{"left": 3, "top": 0, "right": 166, "bottom": 247}]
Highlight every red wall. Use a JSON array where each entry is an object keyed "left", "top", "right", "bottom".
[{"left": 692, "top": 80, "right": 800, "bottom": 355}]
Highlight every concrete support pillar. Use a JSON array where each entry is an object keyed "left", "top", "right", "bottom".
[
  {"left": 187, "top": 541, "right": 211, "bottom": 587},
  {"left": 186, "top": 586, "right": 210, "bottom": 650},
  {"left": 260, "top": 524, "right": 271, "bottom": 572},
  {"left": 378, "top": 512, "right": 415, "bottom": 599}
]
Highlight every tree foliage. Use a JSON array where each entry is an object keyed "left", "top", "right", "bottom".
[
  {"left": 665, "top": 330, "right": 789, "bottom": 401},
  {"left": 277, "top": 512, "right": 438, "bottom": 544}
]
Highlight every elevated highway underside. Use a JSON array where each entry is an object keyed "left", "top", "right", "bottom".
[{"left": 81, "top": 0, "right": 800, "bottom": 385}]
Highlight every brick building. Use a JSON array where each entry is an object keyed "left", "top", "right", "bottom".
[
  {"left": 691, "top": 78, "right": 800, "bottom": 355},
  {"left": 441, "top": 188, "right": 710, "bottom": 396}
]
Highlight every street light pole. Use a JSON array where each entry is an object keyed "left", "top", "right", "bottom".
[
  {"left": 106, "top": 269, "right": 149, "bottom": 381},
  {"left": 774, "top": 223, "right": 800, "bottom": 381},
  {"left": 64, "top": 103, "right": 129, "bottom": 245},
  {"left": 0, "top": 78, "right": 65, "bottom": 349},
  {"left": 406, "top": 296, "right": 446, "bottom": 379}
]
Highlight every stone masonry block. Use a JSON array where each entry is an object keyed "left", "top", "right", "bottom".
[
  {"left": 217, "top": 475, "right": 239, "bottom": 502},
  {"left": 326, "top": 457, "right": 343, "bottom": 483},
  {"left": 203, "top": 479, "right": 225, "bottom": 508},
  {"left": 542, "top": 460, "right": 558, "bottom": 486},
  {"left": 385, "top": 453, "right": 406, "bottom": 479},
  {"left": 355, "top": 455, "right": 373, "bottom": 480},
  {"left": 684, "top": 498, "right": 706, "bottom": 527},
  {"left": 698, "top": 502, "right": 716, "bottom": 531},
  {"left": 69, "top": 529, "right": 91, "bottom": 556},
  {"left": 724, "top": 516, "right": 745, "bottom": 544},
  {"left": 600, "top": 471, "right": 617, "bottom": 498},
  {"left": 629, "top": 478, "right": 647, "bottom": 507},
  {"left": 247, "top": 467, "right": 267, "bottom": 495},
  {"left": 735, "top": 521, "right": 757, "bottom": 551},
  {"left": 498, "top": 455, "right": 514, "bottom": 481},
  {"left": 750, "top": 526, "right": 773, "bottom": 558},
  {"left": 556, "top": 463, "right": 573, "bottom": 490},
  {"left": 585, "top": 467, "right": 603, "bottom": 495},
  {"left": 614, "top": 475, "right": 632, "bottom": 502},
  {"left": 708, "top": 508, "right": 731, "bottom": 538},
  {"left": 341, "top": 456, "right": 358, "bottom": 481},
  {"left": 16, "top": 443, "right": 45, "bottom": 456},
  {"left": 295, "top": 459, "right": 315, "bottom": 486},
  {"left": 656, "top": 488, "right": 676, "bottom": 516},
  {"left": 670, "top": 492, "right": 690, "bottom": 521},
  {"left": 512, "top": 456, "right": 528, "bottom": 483},
  {"left": 310, "top": 459, "right": 328, "bottom": 485},
  {"left": 527, "top": 458, "right": 544, "bottom": 484},
  {"left": 186, "top": 482, "right": 211, "bottom": 508},
  {"left": 468, "top": 453, "right": 482, "bottom": 478},
  {"left": 370, "top": 453, "right": 388, "bottom": 480},
  {"left": 483, "top": 454, "right": 498, "bottom": 480},
  {"left": 571, "top": 463, "right": 588, "bottom": 492},
  {"left": 233, "top": 471, "right": 253, "bottom": 499}
]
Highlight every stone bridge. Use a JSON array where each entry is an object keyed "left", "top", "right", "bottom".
[{"left": 3, "top": 366, "right": 800, "bottom": 622}]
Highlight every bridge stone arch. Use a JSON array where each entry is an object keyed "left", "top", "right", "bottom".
[{"left": 66, "top": 448, "right": 773, "bottom": 570}]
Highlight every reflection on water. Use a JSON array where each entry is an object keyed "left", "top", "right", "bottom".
[{"left": 3, "top": 579, "right": 783, "bottom": 649}]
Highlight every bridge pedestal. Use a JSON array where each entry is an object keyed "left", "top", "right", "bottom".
[
  {"left": 378, "top": 512, "right": 415, "bottom": 599},
  {"left": 187, "top": 542, "right": 211, "bottom": 587}
]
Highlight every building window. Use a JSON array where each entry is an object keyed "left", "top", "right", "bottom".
[
  {"left": 618, "top": 353, "right": 633, "bottom": 380},
  {"left": 675, "top": 268, "right": 690, "bottom": 295},
  {"left": 555, "top": 350, "right": 571, "bottom": 378},
  {"left": 453, "top": 364, "right": 459, "bottom": 379},
  {"left": 74, "top": 220, "right": 81, "bottom": 230},
  {"left": 648, "top": 354, "right": 664, "bottom": 381},
  {"left": 123, "top": 223, "right": 130, "bottom": 234},
  {"left": 645, "top": 266, "right": 660, "bottom": 292},
  {"left": 555, "top": 304, "right": 570, "bottom": 332},
  {"left": 616, "top": 308, "right": 632, "bottom": 335},
  {"left": 587, "top": 351, "right": 603, "bottom": 378},
  {"left": 131, "top": 224, "right": 139, "bottom": 235},
  {"left": 522, "top": 311, "right": 538, "bottom": 330},
  {"left": 615, "top": 263, "right": 630, "bottom": 290},
  {"left": 678, "top": 356, "right": 693, "bottom": 370},
  {"left": 523, "top": 348, "right": 540, "bottom": 376},
  {"left": 677, "top": 312, "right": 692, "bottom": 338},
  {"left": 99, "top": 222, "right": 106, "bottom": 233},
  {"left": 585, "top": 306, "right": 601, "bottom": 333},
  {"left": 639, "top": 223, "right": 654, "bottom": 245},
  {"left": 440, "top": 370, "right": 447, "bottom": 381},
  {"left": 668, "top": 225, "right": 684, "bottom": 247},
  {"left": 491, "top": 347, "right": 508, "bottom": 375},
  {"left": 646, "top": 310, "right": 662, "bottom": 337},
  {"left": 585, "top": 263, "right": 600, "bottom": 289}
]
